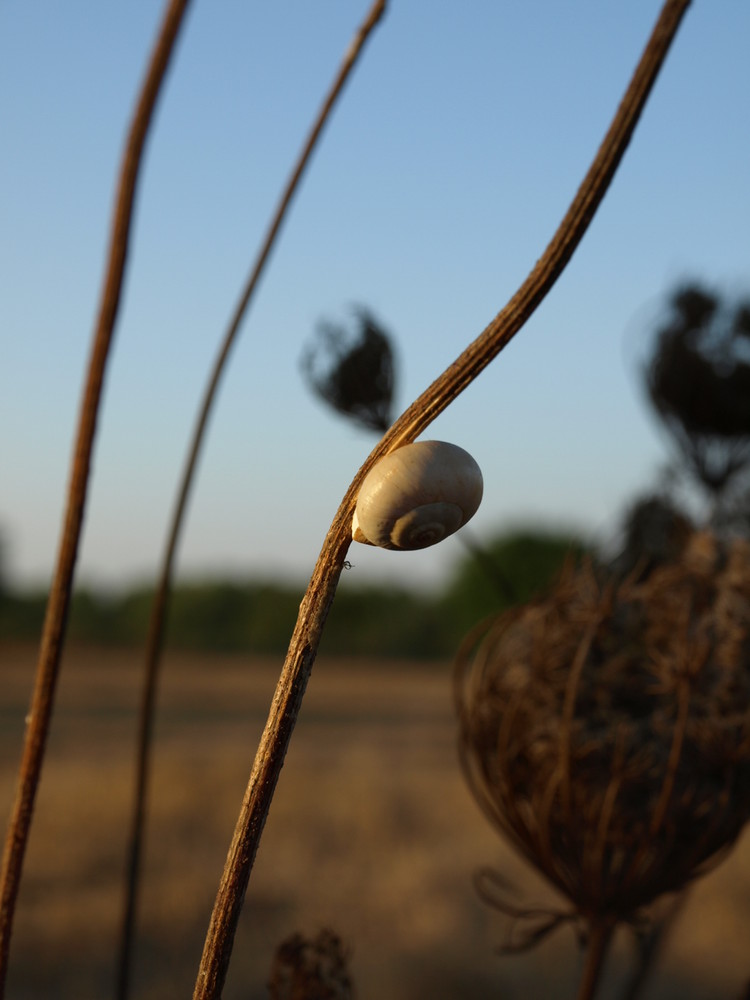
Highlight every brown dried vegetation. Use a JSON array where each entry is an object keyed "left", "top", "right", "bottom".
[
  {"left": 268, "top": 929, "right": 355, "bottom": 1000},
  {"left": 455, "top": 532, "right": 750, "bottom": 936}
]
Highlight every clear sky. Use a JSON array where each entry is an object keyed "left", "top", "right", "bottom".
[{"left": 1, "top": 2, "right": 748, "bottom": 594}]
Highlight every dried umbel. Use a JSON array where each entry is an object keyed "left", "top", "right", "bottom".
[
  {"left": 300, "top": 308, "right": 395, "bottom": 433},
  {"left": 644, "top": 284, "right": 750, "bottom": 494},
  {"left": 455, "top": 532, "right": 750, "bottom": 932},
  {"left": 268, "top": 929, "right": 355, "bottom": 1000}
]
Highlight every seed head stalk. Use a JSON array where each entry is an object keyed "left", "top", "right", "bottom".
[{"left": 578, "top": 920, "right": 616, "bottom": 1000}]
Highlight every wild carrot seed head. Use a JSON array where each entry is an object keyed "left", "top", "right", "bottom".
[{"left": 455, "top": 532, "right": 750, "bottom": 927}]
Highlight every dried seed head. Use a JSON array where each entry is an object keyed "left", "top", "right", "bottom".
[
  {"left": 268, "top": 929, "right": 355, "bottom": 1000},
  {"left": 300, "top": 308, "right": 395, "bottom": 433},
  {"left": 455, "top": 532, "right": 750, "bottom": 927},
  {"left": 644, "top": 284, "right": 750, "bottom": 494}
]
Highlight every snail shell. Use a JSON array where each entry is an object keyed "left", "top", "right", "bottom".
[{"left": 352, "top": 440, "right": 483, "bottom": 550}]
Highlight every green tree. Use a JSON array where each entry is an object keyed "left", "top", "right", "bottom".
[
  {"left": 440, "top": 528, "right": 590, "bottom": 643},
  {"left": 320, "top": 583, "right": 451, "bottom": 659}
]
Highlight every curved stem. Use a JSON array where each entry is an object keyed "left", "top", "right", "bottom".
[
  {"left": 193, "top": 2, "right": 691, "bottom": 997},
  {"left": 117, "top": 2, "right": 388, "bottom": 998},
  {"left": 0, "top": 1, "right": 192, "bottom": 995},
  {"left": 577, "top": 920, "right": 615, "bottom": 1000}
]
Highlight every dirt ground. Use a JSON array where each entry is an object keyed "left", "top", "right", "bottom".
[{"left": 0, "top": 642, "right": 748, "bottom": 999}]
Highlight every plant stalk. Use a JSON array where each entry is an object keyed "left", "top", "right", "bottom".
[
  {"left": 193, "top": 2, "right": 691, "bottom": 997},
  {"left": 0, "top": 1, "right": 192, "bottom": 996},
  {"left": 577, "top": 920, "right": 615, "bottom": 1000},
  {"left": 619, "top": 893, "right": 688, "bottom": 1000},
  {"left": 116, "top": 2, "right": 388, "bottom": 999}
]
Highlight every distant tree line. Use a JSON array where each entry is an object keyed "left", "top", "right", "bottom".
[
  {"left": 0, "top": 529, "right": 588, "bottom": 660},
  {"left": 5, "top": 282, "right": 746, "bottom": 661}
]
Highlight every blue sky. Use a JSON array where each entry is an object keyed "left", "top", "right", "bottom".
[{"left": 1, "top": 1, "right": 749, "bottom": 593}]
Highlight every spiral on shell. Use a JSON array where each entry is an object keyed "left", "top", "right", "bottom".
[{"left": 352, "top": 440, "right": 483, "bottom": 550}]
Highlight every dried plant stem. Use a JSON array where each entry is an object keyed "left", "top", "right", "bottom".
[
  {"left": 577, "top": 920, "right": 615, "bottom": 1000},
  {"left": 0, "top": 1, "right": 192, "bottom": 995},
  {"left": 649, "top": 676, "right": 691, "bottom": 836},
  {"left": 193, "top": 2, "right": 691, "bottom": 997},
  {"left": 619, "top": 893, "right": 688, "bottom": 1000},
  {"left": 117, "top": 2, "right": 388, "bottom": 998}
]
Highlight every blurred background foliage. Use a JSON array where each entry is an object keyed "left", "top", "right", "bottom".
[
  {"left": 0, "top": 528, "right": 586, "bottom": 660},
  {"left": 3, "top": 281, "right": 748, "bottom": 661}
]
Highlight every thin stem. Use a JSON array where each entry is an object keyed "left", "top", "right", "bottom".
[
  {"left": 577, "top": 920, "right": 615, "bottom": 1000},
  {"left": 193, "top": 2, "right": 691, "bottom": 998},
  {"left": 0, "top": 1, "right": 192, "bottom": 995},
  {"left": 559, "top": 613, "right": 603, "bottom": 820},
  {"left": 117, "top": 2, "right": 388, "bottom": 998},
  {"left": 618, "top": 892, "right": 688, "bottom": 1000},
  {"left": 649, "top": 676, "right": 690, "bottom": 837}
]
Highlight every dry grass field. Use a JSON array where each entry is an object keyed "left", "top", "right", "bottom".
[{"left": 0, "top": 642, "right": 748, "bottom": 999}]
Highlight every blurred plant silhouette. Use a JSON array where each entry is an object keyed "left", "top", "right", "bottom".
[
  {"left": 0, "top": 531, "right": 7, "bottom": 600},
  {"left": 300, "top": 308, "right": 396, "bottom": 432},
  {"left": 644, "top": 283, "right": 750, "bottom": 507},
  {"left": 611, "top": 493, "right": 693, "bottom": 582},
  {"left": 268, "top": 929, "right": 355, "bottom": 1000}
]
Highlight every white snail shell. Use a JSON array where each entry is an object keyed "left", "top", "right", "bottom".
[{"left": 352, "top": 440, "right": 483, "bottom": 551}]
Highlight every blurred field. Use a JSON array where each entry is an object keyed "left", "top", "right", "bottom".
[{"left": 0, "top": 642, "right": 748, "bottom": 999}]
